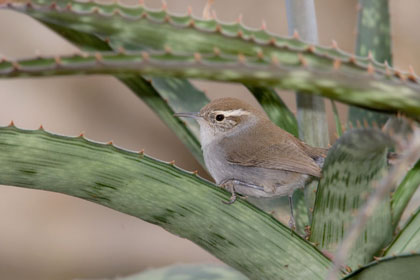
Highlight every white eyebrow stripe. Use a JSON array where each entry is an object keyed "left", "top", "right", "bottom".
[{"left": 215, "top": 109, "right": 250, "bottom": 117}]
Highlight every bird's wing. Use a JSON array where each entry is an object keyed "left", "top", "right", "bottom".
[{"left": 224, "top": 137, "right": 323, "bottom": 178}]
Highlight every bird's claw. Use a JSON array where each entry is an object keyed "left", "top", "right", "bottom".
[{"left": 222, "top": 192, "right": 237, "bottom": 204}]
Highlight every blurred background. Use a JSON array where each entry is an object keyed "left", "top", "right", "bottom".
[{"left": 0, "top": 0, "right": 419, "bottom": 279}]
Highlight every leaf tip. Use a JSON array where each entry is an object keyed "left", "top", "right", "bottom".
[
  {"left": 141, "top": 51, "right": 150, "bottom": 62},
  {"left": 333, "top": 59, "right": 341, "bottom": 70},
  {"left": 194, "top": 52, "right": 202, "bottom": 63},
  {"left": 54, "top": 56, "right": 62, "bottom": 66},
  {"left": 292, "top": 29, "right": 300, "bottom": 40},
  {"left": 331, "top": 39, "right": 339, "bottom": 50},
  {"left": 236, "top": 13, "right": 243, "bottom": 24},
  {"left": 305, "top": 45, "right": 316, "bottom": 53},
  {"left": 298, "top": 53, "right": 308, "bottom": 67},
  {"left": 237, "top": 53, "right": 246, "bottom": 64},
  {"left": 164, "top": 45, "right": 172, "bottom": 54},
  {"left": 213, "top": 47, "right": 220, "bottom": 56},
  {"left": 117, "top": 46, "right": 126, "bottom": 54},
  {"left": 367, "top": 63, "right": 375, "bottom": 75},
  {"left": 270, "top": 54, "right": 279, "bottom": 66},
  {"left": 161, "top": 0, "right": 167, "bottom": 11},
  {"left": 260, "top": 19, "right": 267, "bottom": 30},
  {"left": 49, "top": 2, "right": 57, "bottom": 10},
  {"left": 94, "top": 52, "right": 103, "bottom": 62},
  {"left": 268, "top": 37, "right": 276, "bottom": 46}
]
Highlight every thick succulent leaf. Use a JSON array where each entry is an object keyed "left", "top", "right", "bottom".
[
  {"left": 391, "top": 160, "right": 420, "bottom": 228},
  {"left": 116, "top": 264, "right": 248, "bottom": 280},
  {"left": 310, "top": 129, "right": 393, "bottom": 268},
  {"left": 118, "top": 76, "right": 204, "bottom": 164},
  {"left": 2, "top": 2, "right": 420, "bottom": 117},
  {"left": 1, "top": 52, "right": 420, "bottom": 118},
  {"left": 331, "top": 100, "right": 343, "bottom": 137},
  {"left": 285, "top": 0, "right": 329, "bottom": 150},
  {"left": 43, "top": 22, "right": 206, "bottom": 165},
  {"left": 0, "top": 125, "right": 332, "bottom": 280},
  {"left": 343, "top": 254, "right": 420, "bottom": 280},
  {"left": 46, "top": 13, "right": 292, "bottom": 142},
  {"left": 149, "top": 77, "right": 208, "bottom": 138},
  {"left": 246, "top": 86, "right": 298, "bottom": 137},
  {"left": 348, "top": 0, "right": 393, "bottom": 127},
  {"left": 386, "top": 207, "right": 420, "bottom": 255}
]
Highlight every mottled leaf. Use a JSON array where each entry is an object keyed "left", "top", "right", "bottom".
[
  {"left": 343, "top": 254, "right": 420, "bottom": 280},
  {"left": 0, "top": 125, "right": 333, "bottom": 280},
  {"left": 119, "top": 264, "right": 247, "bottom": 280},
  {"left": 310, "top": 129, "right": 393, "bottom": 268},
  {"left": 386, "top": 207, "right": 420, "bottom": 255},
  {"left": 349, "top": 0, "right": 393, "bottom": 127}
]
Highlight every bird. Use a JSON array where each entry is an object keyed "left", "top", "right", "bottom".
[{"left": 174, "top": 97, "right": 327, "bottom": 228}]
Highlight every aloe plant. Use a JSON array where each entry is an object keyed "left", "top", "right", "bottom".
[{"left": 1, "top": 1, "right": 420, "bottom": 280}]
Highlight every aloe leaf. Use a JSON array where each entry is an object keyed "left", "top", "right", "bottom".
[
  {"left": 148, "top": 77, "right": 208, "bottom": 138},
  {"left": 310, "top": 129, "right": 393, "bottom": 268},
  {"left": 0, "top": 125, "right": 332, "bottom": 280},
  {"left": 246, "top": 86, "right": 298, "bottom": 136},
  {"left": 118, "top": 76, "right": 204, "bottom": 164},
  {"left": 285, "top": 0, "right": 329, "bottom": 149},
  {"left": 44, "top": 22, "right": 295, "bottom": 144},
  {"left": 118, "top": 264, "right": 248, "bottom": 280},
  {"left": 43, "top": 22, "right": 205, "bottom": 165},
  {"left": 390, "top": 160, "right": 420, "bottom": 228},
  {"left": 343, "top": 254, "right": 420, "bottom": 280},
  {"left": 348, "top": 0, "right": 392, "bottom": 127},
  {"left": 331, "top": 100, "right": 343, "bottom": 137},
  {"left": 385, "top": 207, "right": 420, "bottom": 255},
  {"left": 2, "top": 2, "right": 420, "bottom": 117},
  {"left": 1, "top": 51, "right": 420, "bottom": 118}
]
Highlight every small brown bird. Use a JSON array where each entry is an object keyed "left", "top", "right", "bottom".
[{"left": 175, "top": 97, "right": 327, "bottom": 228}]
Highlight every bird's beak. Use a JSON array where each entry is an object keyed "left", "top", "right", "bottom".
[{"left": 173, "top": 112, "right": 201, "bottom": 119}]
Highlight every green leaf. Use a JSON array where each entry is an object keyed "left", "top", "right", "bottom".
[
  {"left": 331, "top": 100, "right": 343, "bottom": 137},
  {"left": 44, "top": 11, "right": 290, "bottom": 144},
  {"left": 386, "top": 207, "right": 420, "bottom": 255},
  {"left": 285, "top": 0, "right": 329, "bottom": 149},
  {"left": 310, "top": 129, "right": 393, "bottom": 268},
  {"left": 118, "top": 76, "right": 204, "bottom": 165},
  {"left": 119, "top": 264, "right": 248, "bottom": 280},
  {"left": 2, "top": 1, "right": 420, "bottom": 118},
  {"left": 391, "top": 160, "right": 420, "bottom": 228},
  {"left": 44, "top": 22, "right": 206, "bottom": 166},
  {"left": 246, "top": 86, "right": 298, "bottom": 137},
  {"left": 348, "top": 0, "right": 393, "bottom": 127},
  {"left": 343, "top": 254, "right": 420, "bottom": 280},
  {"left": 2, "top": 51, "right": 420, "bottom": 118},
  {"left": 0, "top": 125, "right": 332, "bottom": 280}
]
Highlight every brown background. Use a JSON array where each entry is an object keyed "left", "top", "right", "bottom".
[{"left": 0, "top": 0, "right": 419, "bottom": 279}]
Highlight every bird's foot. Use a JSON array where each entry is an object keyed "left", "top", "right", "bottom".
[
  {"left": 220, "top": 179, "right": 237, "bottom": 204},
  {"left": 288, "top": 216, "right": 296, "bottom": 231},
  {"left": 223, "top": 192, "right": 237, "bottom": 204}
]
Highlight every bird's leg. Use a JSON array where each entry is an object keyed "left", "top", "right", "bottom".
[
  {"left": 288, "top": 194, "right": 296, "bottom": 230},
  {"left": 220, "top": 179, "right": 237, "bottom": 204},
  {"left": 219, "top": 179, "right": 263, "bottom": 204}
]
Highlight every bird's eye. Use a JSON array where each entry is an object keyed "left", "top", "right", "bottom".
[{"left": 215, "top": 114, "right": 225, "bottom": 121}]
